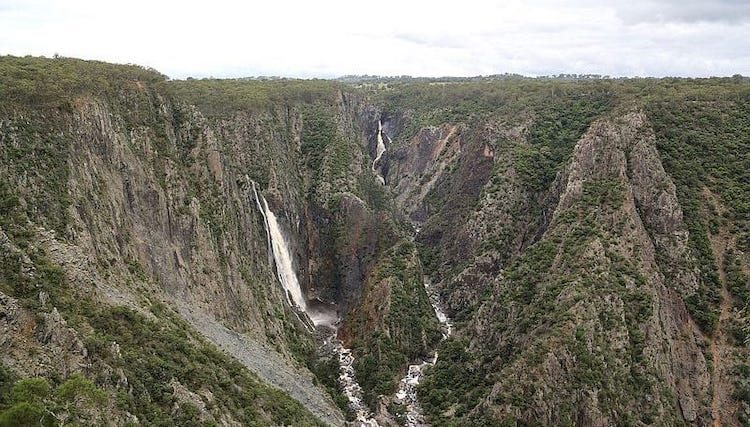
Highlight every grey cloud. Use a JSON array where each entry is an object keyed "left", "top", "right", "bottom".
[
  {"left": 611, "top": 0, "right": 750, "bottom": 24},
  {"left": 1, "top": 0, "right": 748, "bottom": 78}
]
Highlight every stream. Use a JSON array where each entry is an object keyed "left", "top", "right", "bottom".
[
  {"left": 251, "top": 177, "right": 452, "bottom": 426},
  {"left": 327, "top": 278, "right": 453, "bottom": 427},
  {"left": 393, "top": 280, "right": 453, "bottom": 426}
]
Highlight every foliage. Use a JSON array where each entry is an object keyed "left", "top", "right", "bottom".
[
  {"left": 732, "top": 364, "right": 750, "bottom": 424},
  {"left": 409, "top": 81, "right": 613, "bottom": 294},
  {"left": 725, "top": 249, "right": 750, "bottom": 309},
  {"left": 347, "top": 240, "right": 443, "bottom": 408},
  {"left": 84, "top": 305, "right": 322, "bottom": 426},
  {"left": 0, "top": 375, "right": 109, "bottom": 427},
  {"left": 301, "top": 103, "right": 337, "bottom": 183},
  {"left": 516, "top": 93, "right": 614, "bottom": 191},
  {"left": 299, "top": 102, "right": 361, "bottom": 200},
  {"left": 310, "top": 357, "right": 355, "bottom": 420},
  {"left": 166, "top": 78, "right": 345, "bottom": 116},
  {"left": 0, "top": 113, "right": 71, "bottom": 236},
  {"left": 2, "top": 56, "right": 750, "bottom": 426},
  {"left": 418, "top": 337, "right": 492, "bottom": 426},
  {"left": 9, "top": 378, "right": 52, "bottom": 403},
  {"left": 0, "top": 240, "right": 322, "bottom": 426},
  {"left": 0, "top": 55, "right": 165, "bottom": 108},
  {"left": 647, "top": 95, "right": 750, "bottom": 333},
  {"left": 421, "top": 170, "right": 659, "bottom": 424}
]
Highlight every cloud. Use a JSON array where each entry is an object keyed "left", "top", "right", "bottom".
[
  {"left": 0, "top": 0, "right": 748, "bottom": 78},
  {"left": 608, "top": 0, "right": 750, "bottom": 24}
]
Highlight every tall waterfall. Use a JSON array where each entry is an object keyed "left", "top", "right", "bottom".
[
  {"left": 251, "top": 180, "right": 336, "bottom": 327},
  {"left": 251, "top": 181, "right": 274, "bottom": 269},
  {"left": 264, "top": 197, "right": 308, "bottom": 311},
  {"left": 372, "top": 120, "right": 387, "bottom": 185}
]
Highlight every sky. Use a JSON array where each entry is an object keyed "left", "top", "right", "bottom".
[{"left": 1, "top": 0, "right": 748, "bottom": 79}]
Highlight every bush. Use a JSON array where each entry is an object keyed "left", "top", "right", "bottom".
[
  {"left": 9, "top": 378, "right": 52, "bottom": 404},
  {"left": 0, "top": 402, "right": 51, "bottom": 427}
]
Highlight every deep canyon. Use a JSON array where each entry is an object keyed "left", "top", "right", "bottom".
[{"left": 0, "top": 57, "right": 749, "bottom": 426}]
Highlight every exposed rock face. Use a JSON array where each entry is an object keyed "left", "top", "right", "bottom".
[
  {"left": 410, "top": 109, "right": 726, "bottom": 425},
  {"left": 387, "top": 114, "right": 536, "bottom": 316},
  {"left": 0, "top": 61, "right": 439, "bottom": 425},
  {"left": 1, "top": 291, "right": 88, "bottom": 379},
  {"left": 386, "top": 123, "right": 462, "bottom": 222},
  {"left": 0, "top": 80, "right": 350, "bottom": 423},
  {"left": 539, "top": 110, "right": 711, "bottom": 424}
]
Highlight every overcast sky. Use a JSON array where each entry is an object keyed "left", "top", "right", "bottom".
[{"left": 1, "top": 0, "right": 748, "bottom": 79}]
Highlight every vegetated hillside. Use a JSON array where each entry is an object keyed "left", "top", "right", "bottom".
[
  {"left": 1, "top": 56, "right": 749, "bottom": 426},
  {"left": 369, "top": 77, "right": 750, "bottom": 425},
  {"left": 0, "top": 55, "right": 440, "bottom": 426},
  {"left": 0, "top": 56, "right": 336, "bottom": 425}
]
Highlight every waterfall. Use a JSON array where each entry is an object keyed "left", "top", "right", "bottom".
[
  {"left": 250, "top": 180, "right": 375, "bottom": 424},
  {"left": 372, "top": 120, "right": 387, "bottom": 185},
  {"left": 251, "top": 180, "right": 337, "bottom": 328},
  {"left": 249, "top": 179, "right": 381, "bottom": 426},
  {"left": 262, "top": 197, "right": 308, "bottom": 311},
  {"left": 251, "top": 181, "right": 273, "bottom": 267}
]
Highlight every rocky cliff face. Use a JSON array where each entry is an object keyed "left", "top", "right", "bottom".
[
  {"left": 395, "top": 101, "right": 749, "bottom": 425},
  {"left": 468, "top": 110, "right": 712, "bottom": 425},
  {"left": 0, "top": 57, "right": 444, "bottom": 426},
  {"left": 0, "top": 66, "right": 343, "bottom": 424},
  {"left": 1, "top": 58, "right": 749, "bottom": 426}
]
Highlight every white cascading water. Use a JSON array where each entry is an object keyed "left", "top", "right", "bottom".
[
  {"left": 251, "top": 180, "right": 273, "bottom": 266},
  {"left": 394, "top": 280, "right": 453, "bottom": 426},
  {"left": 263, "top": 197, "right": 308, "bottom": 310},
  {"left": 332, "top": 342, "right": 380, "bottom": 426},
  {"left": 251, "top": 180, "right": 338, "bottom": 327},
  {"left": 251, "top": 178, "right": 451, "bottom": 426},
  {"left": 252, "top": 181, "right": 307, "bottom": 311},
  {"left": 251, "top": 179, "right": 375, "bottom": 424},
  {"left": 372, "top": 120, "right": 387, "bottom": 185}
]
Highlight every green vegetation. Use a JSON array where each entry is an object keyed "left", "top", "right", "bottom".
[
  {"left": 88, "top": 305, "right": 321, "bottom": 426},
  {"left": 421, "top": 172, "right": 659, "bottom": 425},
  {"left": 0, "top": 113, "right": 71, "bottom": 236},
  {"left": 647, "top": 95, "right": 750, "bottom": 333},
  {"left": 166, "top": 78, "right": 344, "bottom": 116},
  {"left": 0, "top": 59, "right": 325, "bottom": 423},
  {"left": 725, "top": 249, "right": 750, "bottom": 345},
  {"left": 732, "top": 364, "right": 750, "bottom": 425},
  {"left": 0, "top": 218, "right": 322, "bottom": 426},
  {"left": 301, "top": 103, "right": 337, "bottom": 181},
  {"left": 418, "top": 338, "right": 492, "bottom": 426},
  {"left": 346, "top": 240, "right": 442, "bottom": 408},
  {"left": 403, "top": 78, "right": 749, "bottom": 424},
  {"left": 515, "top": 94, "right": 614, "bottom": 191},
  {"left": 0, "top": 55, "right": 165, "bottom": 108},
  {"left": 372, "top": 79, "right": 614, "bottom": 149},
  {"left": 725, "top": 249, "right": 750, "bottom": 310},
  {"left": 408, "top": 81, "right": 614, "bottom": 295},
  {"left": 0, "top": 241, "right": 322, "bottom": 425},
  {"left": 0, "top": 375, "right": 108, "bottom": 427},
  {"left": 309, "top": 357, "right": 355, "bottom": 421},
  {"left": 2, "top": 55, "right": 750, "bottom": 426},
  {"left": 299, "top": 103, "right": 361, "bottom": 201}
]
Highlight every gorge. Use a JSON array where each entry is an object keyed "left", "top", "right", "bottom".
[{"left": 0, "top": 56, "right": 749, "bottom": 426}]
